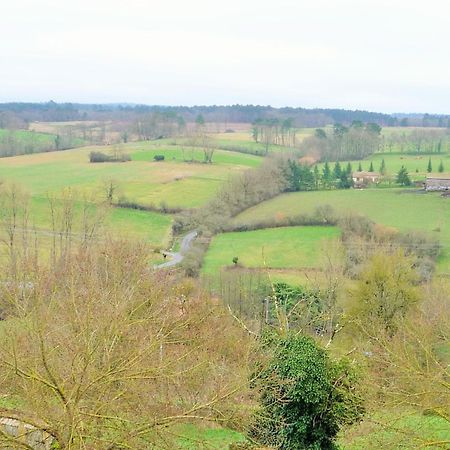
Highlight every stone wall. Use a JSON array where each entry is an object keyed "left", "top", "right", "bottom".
[{"left": 0, "top": 417, "right": 52, "bottom": 450}]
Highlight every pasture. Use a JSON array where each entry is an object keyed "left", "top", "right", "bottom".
[
  {"left": 202, "top": 226, "right": 341, "bottom": 276},
  {"left": 232, "top": 189, "right": 450, "bottom": 272},
  {"left": 324, "top": 151, "right": 450, "bottom": 180},
  {"left": 0, "top": 140, "right": 262, "bottom": 247},
  {"left": 0, "top": 129, "right": 57, "bottom": 147}
]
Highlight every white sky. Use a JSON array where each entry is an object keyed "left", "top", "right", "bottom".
[{"left": 1, "top": 0, "right": 450, "bottom": 113}]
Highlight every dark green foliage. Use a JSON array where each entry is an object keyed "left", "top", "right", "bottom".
[
  {"left": 315, "top": 128, "right": 327, "bottom": 139},
  {"left": 250, "top": 334, "right": 364, "bottom": 450},
  {"left": 313, "top": 165, "right": 320, "bottom": 189},
  {"left": 153, "top": 154, "right": 165, "bottom": 161},
  {"left": 366, "top": 122, "right": 382, "bottom": 134},
  {"left": 358, "top": 162, "right": 363, "bottom": 171},
  {"left": 427, "top": 157, "right": 432, "bottom": 173},
  {"left": 322, "top": 161, "right": 333, "bottom": 189},
  {"left": 346, "top": 162, "right": 352, "bottom": 175},
  {"left": 438, "top": 160, "right": 444, "bottom": 172},
  {"left": 89, "top": 151, "right": 131, "bottom": 163},
  {"left": 339, "top": 170, "right": 353, "bottom": 189},
  {"left": 284, "top": 160, "right": 315, "bottom": 192},
  {"left": 368, "top": 161, "right": 374, "bottom": 172},
  {"left": 232, "top": 256, "right": 239, "bottom": 265},
  {"left": 396, "top": 166, "right": 411, "bottom": 186},
  {"left": 379, "top": 158, "right": 386, "bottom": 175},
  {"left": 333, "top": 161, "right": 342, "bottom": 179}
]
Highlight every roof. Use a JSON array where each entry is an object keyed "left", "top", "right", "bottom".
[
  {"left": 352, "top": 171, "right": 380, "bottom": 177},
  {"left": 426, "top": 175, "right": 450, "bottom": 180}
]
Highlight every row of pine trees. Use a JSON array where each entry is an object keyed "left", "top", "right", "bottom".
[{"left": 283, "top": 158, "right": 446, "bottom": 192}]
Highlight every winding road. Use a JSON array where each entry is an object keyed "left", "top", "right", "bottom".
[{"left": 155, "top": 230, "right": 198, "bottom": 269}]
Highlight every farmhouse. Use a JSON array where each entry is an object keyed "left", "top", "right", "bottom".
[
  {"left": 425, "top": 175, "right": 450, "bottom": 191},
  {"left": 352, "top": 171, "right": 380, "bottom": 188}
]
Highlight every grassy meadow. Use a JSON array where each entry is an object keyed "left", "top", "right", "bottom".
[
  {"left": 232, "top": 189, "right": 450, "bottom": 272},
  {"left": 0, "top": 140, "right": 262, "bottom": 248},
  {"left": 202, "top": 226, "right": 341, "bottom": 276},
  {"left": 0, "top": 128, "right": 57, "bottom": 146},
  {"left": 328, "top": 151, "right": 450, "bottom": 181}
]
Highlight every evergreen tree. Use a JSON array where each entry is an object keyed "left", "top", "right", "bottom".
[
  {"left": 285, "top": 160, "right": 315, "bottom": 191},
  {"left": 369, "top": 161, "right": 374, "bottom": 172},
  {"left": 438, "top": 160, "right": 445, "bottom": 173},
  {"left": 339, "top": 171, "right": 353, "bottom": 189},
  {"left": 298, "top": 164, "right": 315, "bottom": 191},
  {"left": 346, "top": 162, "right": 352, "bottom": 175},
  {"left": 427, "top": 157, "right": 432, "bottom": 173},
  {"left": 285, "top": 159, "right": 301, "bottom": 191},
  {"left": 322, "top": 161, "right": 333, "bottom": 189},
  {"left": 396, "top": 166, "right": 411, "bottom": 186},
  {"left": 380, "top": 158, "right": 386, "bottom": 175},
  {"left": 358, "top": 161, "right": 363, "bottom": 171},
  {"left": 333, "top": 161, "right": 342, "bottom": 179},
  {"left": 313, "top": 165, "right": 320, "bottom": 189}
]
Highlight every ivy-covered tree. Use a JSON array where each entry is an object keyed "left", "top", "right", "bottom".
[
  {"left": 396, "top": 166, "right": 411, "bottom": 186},
  {"left": 250, "top": 334, "right": 364, "bottom": 450}
]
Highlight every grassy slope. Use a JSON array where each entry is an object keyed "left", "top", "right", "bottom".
[
  {"left": 203, "top": 226, "right": 341, "bottom": 276},
  {"left": 341, "top": 411, "right": 450, "bottom": 449},
  {"left": 0, "top": 129, "right": 56, "bottom": 145},
  {"left": 233, "top": 189, "right": 450, "bottom": 272},
  {"left": 176, "top": 424, "right": 245, "bottom": 449},
  {"left": 327, "top": 152, "right": 450, "bottom": 181},
  {"left": 0, "top": 141, "right": 261, "bottom": 247}
]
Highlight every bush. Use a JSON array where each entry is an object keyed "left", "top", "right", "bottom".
[
  {"left": 89, "top": 151, "right": 131, "bottom": 163},
  {"left": 153, "top": 154, "right": 165, "bottom": 161},
  {"left": 89, "top": 151, "right": 111, "bottom": 162},
  {"left": 249, "top": 334, "right": 364, "bottom": 450}
]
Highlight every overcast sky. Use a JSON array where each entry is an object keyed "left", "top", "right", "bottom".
[{"left": 1, "top": 0, "right": 449, "bottom": 113}]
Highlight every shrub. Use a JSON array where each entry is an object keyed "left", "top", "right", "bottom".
[
  {"left": 89, "top": 151, "right": 111, "bottom": 162},
  {"left": 89, "top": 151, "right": 131, "bottom": 163},
  {"left": 153, "top": 154, "right": 165, "bottom": 161}
]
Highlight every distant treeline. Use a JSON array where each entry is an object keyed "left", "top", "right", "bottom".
[{"left": 2, "top": 101, "right": 450, "bottom": 128}]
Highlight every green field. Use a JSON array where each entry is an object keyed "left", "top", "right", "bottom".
[
  {"left": 0, "top": 141, "right": 261, "bottom": 207},
  {"left": 0, "top": 140, "right": 263, "bottom": 247},
  {"left": 202, "top": 226, "right": 341, "bottom": 276},
  {"left": 0, "top": 128, "right": 56, "bottom": 146},
  {"left": 341, "top": 411, "right": 450, "bottom": 449},
  {"left": 176, "top": 424, "right": 245, "bottom": 449},
  {"left": 132, "top": 145, "right": 263, "bottom": 167},
  {"left": 324, "top": 151, "right": 450, "bottom": 181},
  {"left": 233, "top": 189, "right": 450, "bottom": 272}
]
